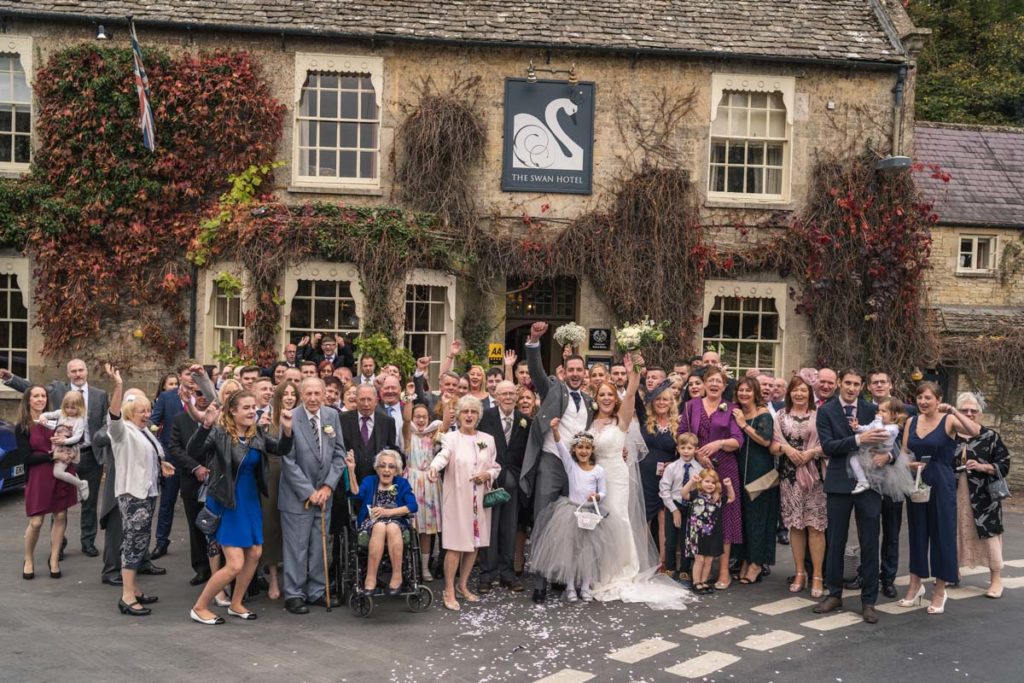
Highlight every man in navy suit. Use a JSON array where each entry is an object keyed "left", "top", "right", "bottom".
[
  {"left": 150, "top": 362, "right": 198, "bottom": 559},
  {"left": 813, "top": 368, "right": 890, "bottom": 624},
  {"left": 477, "top": 381, "right": 531, "bottom": 593}
]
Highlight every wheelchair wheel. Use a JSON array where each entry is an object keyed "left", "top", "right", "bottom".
[
  {"left": 406, "top": 585, "right": 434, "bottom": 613},
  {"left": 349, "top": 592, "right": 374, "bottom": 618}
]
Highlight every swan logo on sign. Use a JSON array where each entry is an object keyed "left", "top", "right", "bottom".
[{"left": 502, "top": 79, "right": 595, "bottom": 194}]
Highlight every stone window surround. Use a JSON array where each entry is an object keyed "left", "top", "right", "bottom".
[
  {"left": 707, "top": 73, "right": 795, "bottom": 205},
  {"left": 402, "top": 268, "right": 456, "bottom": 384},
  {"left": 0, "top": 254, "right": 30, "bottom": 390},
  {"left": 955, "top": 233, "right": 997, "bottom": 277},
  {"left": 0, "top": 35, "right": 33, "bottom": 175},
  {"left": 291, "top": 52, "right": 384, "bottom": 192},
  {"left": 701, "top": 279, "right": 788, "bottom": 377},
  {"left": 202, "top": 262, "right": 250, "bottom": 364}
]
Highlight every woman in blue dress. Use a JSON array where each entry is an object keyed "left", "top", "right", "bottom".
[
  {"left": 898, "top": 382, "right": 979, "bottom": 615},
  {"left": 186, "top": 390, "right": 294, "bottom": 625}
]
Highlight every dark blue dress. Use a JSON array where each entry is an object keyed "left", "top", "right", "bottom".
[
  {"left": 641, "top": 427, "right": 677, "bottom": 521},
  {"left": 906, "top": 415, "right": 958, "bottom": 583},
  {"left": 206, "top": 447, "right": 264, "bottom": 548}
]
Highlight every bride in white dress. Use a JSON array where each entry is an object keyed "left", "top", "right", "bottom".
[{"left": 590, "top": 355, "right": 693, "bottom": 609}]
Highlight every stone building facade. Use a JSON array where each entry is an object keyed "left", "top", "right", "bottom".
[{"left": 0, "top": 1, "right": 934, "bottom": 398}]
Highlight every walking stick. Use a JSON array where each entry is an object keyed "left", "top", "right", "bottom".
[{"left": 319, "top": 503, "right": 331, "bottom": 612}]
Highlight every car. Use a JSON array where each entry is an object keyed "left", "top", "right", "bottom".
[{"left": 0, "top": 418, "right": 25, "bottom": 493}]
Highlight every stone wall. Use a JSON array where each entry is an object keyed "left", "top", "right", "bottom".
[{"left": 926, "top": 226, "right": 1024, "bottom": 307}]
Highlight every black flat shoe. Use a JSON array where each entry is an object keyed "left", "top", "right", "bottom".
[
  {"left": 189, "top": 572, "right": 211, "bottom": 587},
  {"left": 135, "top": 593, "right": 159, "bottom": 605},
  {"left": 531, "top": 589, "right": 547, "bottom": 604},
  {"left": 118, "top": 599, "right": 151, "bottom": 616},
  {"left": 82, "top": 545, "right": 99, "bottom": 558},
  {"left": 387, "top": 585, "right": 403, "bottom": 597},
  {"left": 102, "top": 575, "right": 123, "bottom": 586},
  {"left": 138, "top": 564, "right": 167, "bottom": 576},
  {"left": 150, "top": 543, "right": 168, "bottom": 560}
]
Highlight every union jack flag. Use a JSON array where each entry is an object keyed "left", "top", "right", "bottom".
[{"left": 129, "top": 19, "right": 156, "bottom": 151}]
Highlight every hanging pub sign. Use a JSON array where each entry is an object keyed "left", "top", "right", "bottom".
[{"left": 502, "top": 78, "right": 595, "bottom": 194}]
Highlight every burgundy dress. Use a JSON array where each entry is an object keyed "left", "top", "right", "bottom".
[
  {"left": 23, "top": 423, "right": 78, "bottom": 517},
  {"left": 680, "top": 398, "right": 745, "bottom": 545}
]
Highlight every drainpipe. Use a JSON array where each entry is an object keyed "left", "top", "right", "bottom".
[
  {"left": 891, "top": 65, "right": 907, "bottom": 156},
  {"left": 187, "top": 264, "right": 198, "bottom": 359}
]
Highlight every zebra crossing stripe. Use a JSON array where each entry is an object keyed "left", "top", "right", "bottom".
[
  {"left": 751, "top": 596, "right": 817, "bottom": 615},
  {"left": 534, "top": 669, "right": 595, "bottom": 683},
  {"left": 800, "top": 612, "right": 864, "bottom": 631},
  {"left": 681, "top": 616, "right": 750, "bottom": 637},
  {"left": 664, "top": 651, "right": 742, "bottom": 678},
  {"left": 607, "top": 637, "right": 678, "bottom": 663},
  {"left": 736, "top": 629, "right": 804, "bottom": 651}
]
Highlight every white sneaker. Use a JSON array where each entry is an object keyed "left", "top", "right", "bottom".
[
  {"left": 580, "top": 588, "right": 594, "bottom": 602},
  {"left": 78, "top": 481, "right": 90, "bottom": 502},
  {"left": 564, "top": 587, "right": 579, "bottom": 602},
  {"left": 852, "top": 481, "right": 870, "bottom": 495}
]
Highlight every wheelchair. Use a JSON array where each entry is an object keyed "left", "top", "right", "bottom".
[{"left": 342, "top": 498, "right": 433, "bottom": 618}]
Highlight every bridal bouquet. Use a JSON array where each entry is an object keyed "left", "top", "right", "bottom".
[
  {"left": 553, "top": 322, "right": 587, "bottom": 350},
  {"left": 615, "top": 318, "right": 667, "bottom": 352}
]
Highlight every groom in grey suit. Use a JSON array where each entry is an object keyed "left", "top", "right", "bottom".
[
  {"left": 279, "top": 377, "right": 346, "bottom": 614},
  {"left": 518, "top": 321, "right": 594, "bottom": 603}
]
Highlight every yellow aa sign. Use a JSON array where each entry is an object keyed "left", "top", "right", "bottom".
[{"left": 488, "top": 343, "right": 504, "bottom": 363}]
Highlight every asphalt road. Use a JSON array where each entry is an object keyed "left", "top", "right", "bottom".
[{"left": 0, "top": 490, "right": 1020, "bottom": 683}]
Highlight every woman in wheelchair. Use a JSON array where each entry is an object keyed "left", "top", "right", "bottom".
[{"left": 349, "top": 449, "right": 418, "bottom": 595}]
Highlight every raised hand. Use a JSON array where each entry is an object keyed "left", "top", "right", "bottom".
[
  {"left": 449, "top": 339, "right": 463, "bottom": 357},
  {"left": 201, "top": 402, "right": 222, "bottom": 429},
  {"left": 623, "top": 353, "right": 634, "bottom": 374},
  {"left": 345, "top": 450, "right": 356, "bottom": 470},
  {"left": 298, "top": 335, "right": 310, "bottom": 347},
  {"left": 416, "top": 356, "right": 431, "bottom": 372},
  {"left": 503, "top": 350, "right": 517, "bottom": 368},
  {"left": 0, "top": 368, "right": 10, "bottom": 380},
  {"left": 103, "top": 363, "right": 122, "bottom": 385},
  {"left": 279, "top": 408, "right": 293, "bottom": 431},
  {"left": 529, "top": 321, "right": 549, "bottom": 342}
]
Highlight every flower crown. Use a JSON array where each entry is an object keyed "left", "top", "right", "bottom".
[{"left": 570, "top": 431, "right": 595, "bottom": 447}]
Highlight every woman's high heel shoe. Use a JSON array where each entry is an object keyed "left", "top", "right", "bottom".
[
  {"left": 442, "top": 592, "right": 461, "bottom": 611},
  {"left": 789, "top": 572, "right": 806, "bottom": 593},
  {"left": 927, "top": 592, "right": 948, "bottom": 614},
  {"left": 457, "top": 587, "right": 480, "bottom": 603},
  {"left": 49, "top": 562, "right": 62, "bottom": 579},
  {"left": 897, "top": 584, "right": 926, "bottom": 607},
  {"left": 118, "top": 599, "right": 152, "bottom": 616},
  {"left": 22, "top": 561, "right": 34, "bottom": 580},
  {"left": 810, "top": 576, "right": 825, "bottom": 599}
]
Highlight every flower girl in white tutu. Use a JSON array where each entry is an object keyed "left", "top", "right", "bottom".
[{"left": 529, "top": 418, "right": 631, "bottom": 602}]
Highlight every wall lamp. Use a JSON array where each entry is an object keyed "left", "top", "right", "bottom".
[
  {"left": 96, "top": 24, "right": 111, "bottom": 40},
  {"left": 526, "top": 59, "right": 579, "bottom": 85}
]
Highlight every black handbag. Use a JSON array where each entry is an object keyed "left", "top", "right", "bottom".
[
  {"left": 196, "top": 505, "right": 221, "bottom": 536},
  {"left": 987, "top": 464, "right": 1011, "bottom": 502}
]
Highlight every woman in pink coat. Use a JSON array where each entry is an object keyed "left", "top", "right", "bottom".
[{"left": 429, "top": 395, "right": 500, "bottom": 611}]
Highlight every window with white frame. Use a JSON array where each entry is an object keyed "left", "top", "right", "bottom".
[
  {"left": 293, "top": 54, "right": 382, "bottom": 188},
  {"left": 702, "top": 292, "right": 782, "bottom": 377},
  {"left": 957, "top": 235, "right": 996, "bottom": 274},
  {"left": 708, "top": 74, "right": 794, "bottom": 201},
  {"left": 212, "top": 283, "right": 245, "bottom": 359},
  {"left": 0, "top": 271, "right": 29, "bottom": 379},
  {"left": 404, "top": 284, "right": 449, "bottom": 385},
  {"left": 0, "top": 51, "right": 32, "bottom": 171},
  {"left": 287, "top": 279, "right": 360, "bottom": 342}
]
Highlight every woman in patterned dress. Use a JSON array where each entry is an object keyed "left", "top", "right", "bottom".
[
  {"left": 402, "top": 396, "right": 443, "bottom": 580},
  {"left": 953, "top": 392, "right": 1010, "bottom": 599},
  {"left": 770, "top": 375, "right": 827, "bottom": 598},
  {"left": 679, "top": 366, "right": 744, "bottom": 590}
]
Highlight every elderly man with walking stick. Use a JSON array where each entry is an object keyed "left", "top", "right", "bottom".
[{"left": 279, "top": 377, "right": 346, "bottom": 614}]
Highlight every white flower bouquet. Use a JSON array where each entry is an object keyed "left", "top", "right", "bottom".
[
  {"left": 614, "top": 318, "right": 667, "bottom": 352},
  {"left": 553, "top": 322, "right": 587, "bottom": 350}
]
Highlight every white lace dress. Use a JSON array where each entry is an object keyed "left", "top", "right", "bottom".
[{"left": 590, "top": 421, "right": 694, "bottom": 609}]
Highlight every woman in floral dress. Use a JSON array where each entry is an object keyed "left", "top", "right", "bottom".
[{"left": 402, "top": 398, "right": 442, "bottom": 580}]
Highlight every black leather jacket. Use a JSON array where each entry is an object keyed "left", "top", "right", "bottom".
[{"left": 186, "top": 425, "right": 292, "bottom": 510}]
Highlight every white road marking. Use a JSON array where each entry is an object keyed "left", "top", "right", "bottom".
[
  {"left": 534, "top": 669, "right": 595, "bottom": 683},
  {"left": 1003, "top": 558, "right": 1024, "bottom": 568},
  {"left": 894, "top": 575, "right": 934, "bottom": 586},
  {"left": 945, "top": 586, "right": 987, "bottom": 600},
  {"left": 800, "top": 612, "right": 864, "bottom": 631},
  {"left": 876, "top": 599, "right": 930, "bottom": 614},
  {"left": 607, "top": 637, "right": 678, "bottom": 664},
  {"left": 681, "top": 616, "right": 749, "bottom": 638},
  {"left": 665, "top": 651, "right": 742, "bottom": 678},
  {"left": 1001, "top": 576, "right": 1024, "bottom": 589},
  {"left": 736, "top": 629, "right": 804, "bottom": 651},
  {"left": 751, "top": 596, "right": 817, "bottom": 615},
  {"left": 959, "top": 566, "right": 991, "bottom": 577}
]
